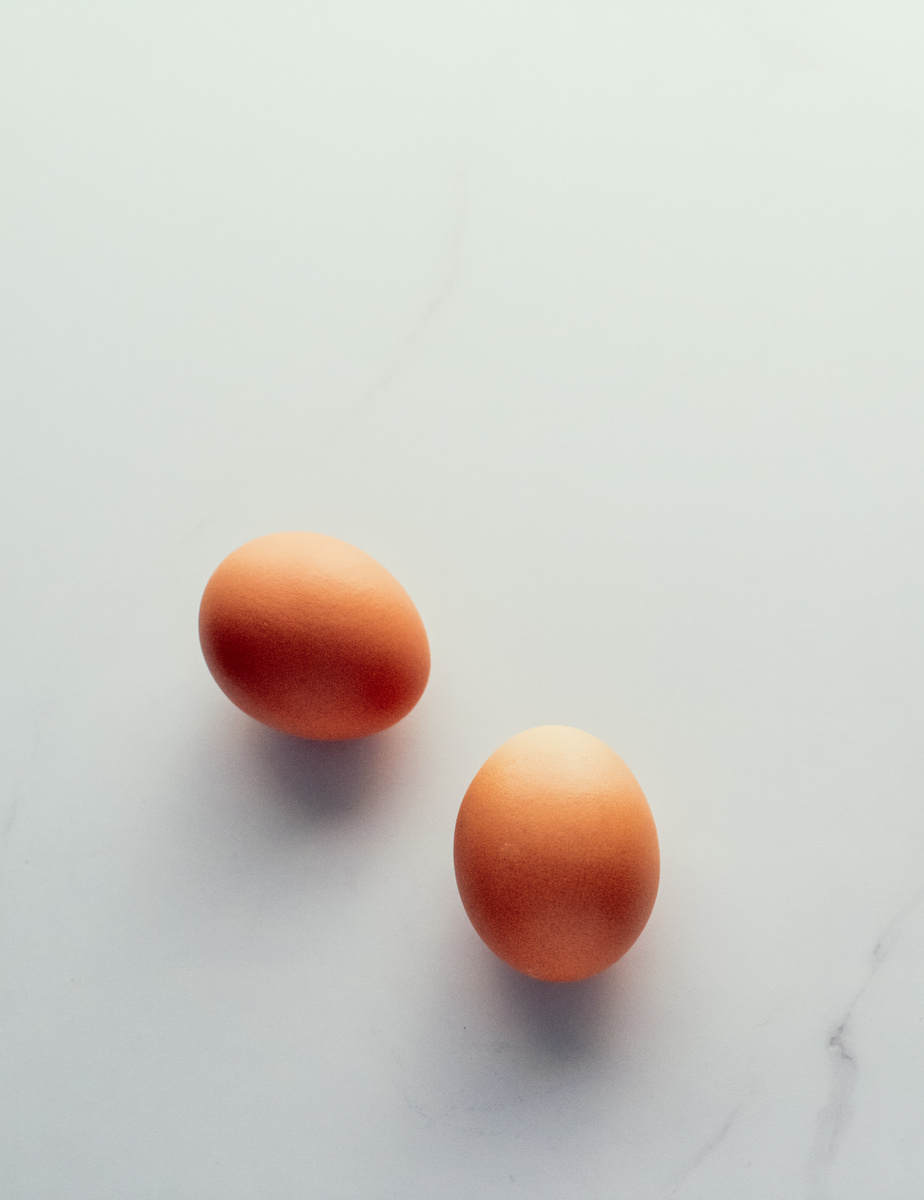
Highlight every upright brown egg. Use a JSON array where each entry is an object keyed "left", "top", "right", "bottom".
[
  {"left": 454, "top": 726, "right": 659, "bottom": 982},
  {"left": 199, "top": 532, "right": 430, "bottom": 740}
]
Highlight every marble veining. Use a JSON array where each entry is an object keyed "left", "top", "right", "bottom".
[
  {"left": 0, "top": 705, "right": 51, "bottom": 857},
  {"left": 807, "top": 882, "right": 924, "bottom": 1198},
  {"left": 669, "top": 1102, "right": 743, "bottom": 1197},
  {"left": 355, "top": 164, "right": 467, "bottom": 417}
]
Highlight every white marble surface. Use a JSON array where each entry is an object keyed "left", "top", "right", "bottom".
[{"left": 2, "top": 3, "right": 923, "bottom": 1197}]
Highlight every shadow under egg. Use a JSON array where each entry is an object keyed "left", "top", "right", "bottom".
[
  {"left": 494, "top": 955, "right": 623, "bottom": 1062},
  {"left": 250, "top": 720, "right": 407, "bottom": 829}
]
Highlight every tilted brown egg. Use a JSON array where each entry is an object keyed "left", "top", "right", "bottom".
[{"left": 199, "top": 532, "right": 430, "bottom": 741}]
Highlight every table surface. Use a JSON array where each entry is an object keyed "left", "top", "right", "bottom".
[{"left": 2, "top": 4, "right": 923, "bottom": 1198}]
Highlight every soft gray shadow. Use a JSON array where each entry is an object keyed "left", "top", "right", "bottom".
[
  {"left": 494, "top": 956, "right": 620, "bottom": 1062},
  {"left": 253, "top": 723, "right": 404, "bottom": 828},
  {"left": 169, "top": 715, "right": 421, "bottom": 947}
]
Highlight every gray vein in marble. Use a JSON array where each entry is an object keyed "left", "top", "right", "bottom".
[
  {"left": 353, "top": 165, "right": 467, "bottom": 418},
  {"left": 806, "top": 881, "right": 924, "bottom": 1199},
  {"left": 669, "top": 1101, "right": 742, "bottom": 1197},
  {"left": 0, "top": 705, "right": 50, "bottom": 870},
  {"left": 0, "top": 793, "right": 21, "bottom": 846}
]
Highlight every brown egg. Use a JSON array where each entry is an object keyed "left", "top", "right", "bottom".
[
  {"left": 454, "top": 726, "right": 659, "bottom": 982},
  {"left": 198, "top": 532, "right": 430, "bottom": 740}
]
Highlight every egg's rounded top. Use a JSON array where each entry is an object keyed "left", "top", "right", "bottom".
[
  {"left": 198, "top": 531, "right": 430, "bottom": 741},
  {"left": 453, "top": 725, "right": 660, "bottom": 981}
]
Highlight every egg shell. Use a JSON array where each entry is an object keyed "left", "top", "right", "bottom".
[
  {"left": 453, "top": 726, "right": 660, "bottom": 982},
  {"left": 198, "top": 532, "right": 430, "bottom": 740}
]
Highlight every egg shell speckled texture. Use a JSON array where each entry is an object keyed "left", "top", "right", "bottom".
[
  {"left": 453, "top": 726, "right": 660, "bottom": 982},
  {"left": 198, "top": 532, "right": 430, "bottom": 741}
]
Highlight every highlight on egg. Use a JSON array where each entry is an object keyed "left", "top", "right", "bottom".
[
  {"left": 453, "top": 725, "right": 660, "bottom": 982},
  {"left": 198, "top": 531, "right": 430, "bottom": 741}
]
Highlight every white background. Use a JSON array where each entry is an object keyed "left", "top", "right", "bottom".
[{"left": 2, "top": 3, "right": 923, "bottom": 1197}]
